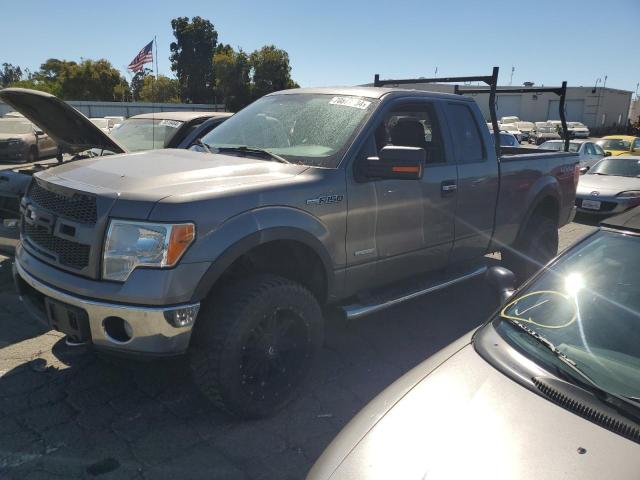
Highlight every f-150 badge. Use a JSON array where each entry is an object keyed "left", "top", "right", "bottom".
[{"left": 306, "top": 195, "right": 344, "bottom": 206}]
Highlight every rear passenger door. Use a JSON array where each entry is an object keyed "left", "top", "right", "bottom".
[{"left": 444, "top": 102, "right": 499, "bottom": 263}]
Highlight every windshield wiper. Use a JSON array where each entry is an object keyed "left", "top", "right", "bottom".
[
  {"left": 501, "top": 317, "right": 640, "bottom": 415},
  {"left": 194, "top": 139, "right": 213, "bottom": 154},
  {"left": 215, "top": 146, "right": 290, "bottom": 164}
]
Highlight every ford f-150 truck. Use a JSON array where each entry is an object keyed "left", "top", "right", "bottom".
[{"left": 1, "top": 70, "right": 579, "bottom": 418}]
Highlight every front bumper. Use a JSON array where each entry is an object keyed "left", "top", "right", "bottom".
[
  {"left": 14, "top": 256, "right": 198, "bottom": 356},
  {"left": 575, "top": 195, "right": 640, "bottom": 215}
]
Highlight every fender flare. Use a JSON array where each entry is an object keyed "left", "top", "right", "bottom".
[
  {"left": 191, "top": 225, "right": 335, "bottom": 302},
  {"left": 515, "top": 181, "right": 561, "bottom": 244}
]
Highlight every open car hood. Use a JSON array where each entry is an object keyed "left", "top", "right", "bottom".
[{"left": 0, "top": 88, "right": 126, "bottom": 155}]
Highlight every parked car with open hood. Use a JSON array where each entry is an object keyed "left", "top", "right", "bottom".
[
  {"left": 575, "top": 156, "right": 640, "bottom": 214},
  {"left": 596, "top": 135, "right": 640, "bottom": 156},
  {"left": 530, "top": 123, "right": 561, "bottom": 145},
  {"left": 9, "top": 69, "right": 579, "bottom": 418},
  {"left": 309, "top": 207, "right": 640, "bottom": 480},
  {"left": 0, "top": 88, "right": 232, "bottom": 250},
  {"left": 539, "top": 140, "right": 606, "bottom": 170}
]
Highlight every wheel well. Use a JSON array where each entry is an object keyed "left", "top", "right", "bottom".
[
  {"left": 531, "top": 195, "right": 559, "bottom": 226},
  {"left": 214, "top": 240, "right": 328, "bottom": 302}
]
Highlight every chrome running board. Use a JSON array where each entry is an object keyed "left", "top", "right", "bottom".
[{"left": 341, "top": 266, "right": 487, "bottom": 320}]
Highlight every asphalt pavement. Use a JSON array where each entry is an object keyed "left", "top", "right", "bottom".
[{"left": 0, "top": 218, "right": 598, "bottom": 480}]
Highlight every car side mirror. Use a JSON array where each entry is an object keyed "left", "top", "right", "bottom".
[
  {"left": 579, "top": 166, "right": 589, "bottom": 174},
  {"left": 605, "top": 151, "right": 612, "bottom": 157},
  {"left": 363, "top": 146, "right": 424, "bottom": 180},
  {"left": 34, "top": 128, "right": 44, "bottom": 136},
  {"left": 485, "top": 266, "right": 517, "bottom": 303}
]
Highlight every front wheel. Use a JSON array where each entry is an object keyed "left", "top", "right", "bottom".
[
  {"left": 502, "top": 212, "right": 558, "bottom": 282},
  {"left": 190, "top": 274, "right": 323, "bottom": 418}
]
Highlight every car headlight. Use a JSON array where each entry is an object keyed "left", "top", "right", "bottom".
[
  {"left": 616, "top": 191, "right": 640, "bottom": 198},
  {"left": 103, "top": 220, "right": 195, "bottom": 281}
]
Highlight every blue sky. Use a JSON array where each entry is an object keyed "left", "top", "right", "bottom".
[{"left": 2, "top": 0, "right": 639, "bottom": 94}]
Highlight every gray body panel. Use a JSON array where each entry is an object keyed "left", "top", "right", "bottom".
[
  {"left": 308, "top": 329, "right": 640, "bottom": 480},
  {"left": 13, "top": 87, "right": 579, "bottom": 354}
]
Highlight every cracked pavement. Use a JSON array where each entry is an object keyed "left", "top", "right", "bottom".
[{"left": 0, "top": 218, "right": 596, "bottom": 479}]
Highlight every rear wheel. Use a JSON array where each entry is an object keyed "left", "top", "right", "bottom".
[
  {"left": 190, "top": 274, "right": 323, "bottom": 418},
  {"left": 503, "top": 212, "right": 558, "bottom": 282}
]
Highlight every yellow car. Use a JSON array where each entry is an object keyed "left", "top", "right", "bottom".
[{"left": 596, "top": 135, "right": 640, "bottom": 156}]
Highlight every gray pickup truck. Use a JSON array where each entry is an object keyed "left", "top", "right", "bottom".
[{"left": 2, "top": 72, "right": 579, "bottom": 418}]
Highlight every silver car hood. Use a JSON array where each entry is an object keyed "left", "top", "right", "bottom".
[
  {"left": 36, "top": 149, "right": 309, "bottom": 202},
  {"left": 309, "top": 342, "right": 640, "bottom": 480},
  {"left": 577, "top": 174, "right": 640, "bottom": 197},
  {"left": 0, "top": 88, "right": 126, "bottom": 154}
]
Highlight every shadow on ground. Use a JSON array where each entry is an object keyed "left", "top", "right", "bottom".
[{"left": 0, "top": 275, "right": 497, "bottom": 480}]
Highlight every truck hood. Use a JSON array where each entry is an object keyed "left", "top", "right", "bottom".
[
  {"left": 577, "top": 174, "right": 640, "bottom": 196},
  {"left": 37, "top": 149, "right": 309, "bottom": 201},
  {"left": 0, "top": 88, "right": 126, "bottom": 155},
  {"left": 309, "top": 344, "right": 640, "bottom": 480}
]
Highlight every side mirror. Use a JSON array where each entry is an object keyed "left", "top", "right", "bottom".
[
  {"left": 485, "top": 266, "right": 517, "bottom": 303},
  {"left": 605, "top": 151, "right": 612, "bottom": 157},
  {"left": 579, "top": 166, "right": 589, "bottom": 174},
  {"left": 34, "top": 128, "right": 44, "bottom": 136},
  {"left": 363, "top": 146, "right": 424, "bottom": 180}
]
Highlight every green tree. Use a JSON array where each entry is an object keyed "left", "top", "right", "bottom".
[
  {"left": 139, "top": 75, "right": 180, "bottom": 103},
  {"left": 130, "top": 68, "right": 153, "bottom": 101},
  {"left": 59, "top": 59, "right": 127, "bottom": 101},
  {"left": 1, "top": 63, "right": 23, "bottom": 87},
  {"left": 7, "top": 78, "right": 61, "bottom": 96},
  {"left": 249, "top": 46, "right": 297, "bottom": 100},
  {"left": 214, "top": 44, "right": 251, "bottom": 111},
  {"left": 170, "top": 16, "right": 217, "bottom": 103}
]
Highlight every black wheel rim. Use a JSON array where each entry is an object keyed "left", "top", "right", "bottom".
[{"left": 239, "top": 307, "right": 311, "bottom": 403}]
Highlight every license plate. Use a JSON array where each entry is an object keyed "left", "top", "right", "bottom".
[
  {"left": 582, "top": 199, "right": 601, "bottom": 210},
  {"left": 44, "top": 298, "right": 91, "bottom": 343}
]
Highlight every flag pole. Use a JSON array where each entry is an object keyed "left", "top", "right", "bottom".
[{"left": 154, "top": 35, "right": 159, "bottom": 80}]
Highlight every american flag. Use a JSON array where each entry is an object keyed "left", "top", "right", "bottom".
[{"left": 128, "top": 40, "right": 154, "bottom": 72}]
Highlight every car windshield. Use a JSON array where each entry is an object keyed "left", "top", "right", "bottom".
[
  {"left": 589, "top": 158, "right": 640, "bottom": 177},
  {"left": 597, "top": 139, "right": 632, "bottom": 150},
  {"left": 569, "top": 122, "right": 585, "bottom": 128},
  {"left": 109, "top": 118, "right": 184, "bottom": 151},
  {"left": 0, "top": 120, "right": 32, "bottom": 135},
  {"left": 90, "top": 119, "right": 109, "bottom": 128},
  {"left": 517, "top": 122, "right": 533, "bottom": 129},
  {"left": 494, "top": 230, "right": 640, "bottom": 400},
  {"left": 537, "top": 126, "right": 556, "bottom": 133},
  {"left": 540, "top": 141, "right": 580, "bottom": 152},
  {"left": 200, "top": 93, "right": 377, "bottom": 168}
]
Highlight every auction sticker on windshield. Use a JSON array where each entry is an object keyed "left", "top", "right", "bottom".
[
  {"left": 159, "top": 119, "right": 181, "bottom": 128},
  {"left": 329, "top": 96, "right": 371, "bottom": 109}
]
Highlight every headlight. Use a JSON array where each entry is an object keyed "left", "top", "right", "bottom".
[
  {"left": 103, "top": 220, "right": 195, "bottom": 281},
  {"left": 616, "top": 191, "right": 640, "bottom": 198}
]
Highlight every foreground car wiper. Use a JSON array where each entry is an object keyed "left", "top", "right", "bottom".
[
  {"left": 215, "top": 145, "right": 290, "bottom": 164},
  {"left": 501, "top": 317, "right": 640, "bottom": 417}
]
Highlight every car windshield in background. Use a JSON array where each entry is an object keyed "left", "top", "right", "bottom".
[
  {"left": 540, "top": 141, "right": 580, "bottom": 152},
  {"left": 494, "top": 230, "right": 640, "bottom": 400},
  {"left": 0, "top": 120, "right": 32, "bottom": 134},
  {"left": 597, "top": 139, "right": 631, "bottom": 150},
  {"left": 589, "top": 158, "right": 640, "bottom": 177},
  {"left": 569, "top": 122, "right": 586, "bottom": 128},
  {"left": 537, "top": 126, "right": 556, "bottom": 133},
  {"left": 200, "top": 93, "right": 377, "bottom": 168},
  {"left": 109, "top": 118, "right": 184, "bottom": 151}
]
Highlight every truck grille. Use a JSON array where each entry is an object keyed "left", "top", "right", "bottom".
[
  {"left": 29, "top": 181, "right": 97, "bottom": 224},
  {"left": 23, "top": 223, "right": 91, "bottom": 270}
]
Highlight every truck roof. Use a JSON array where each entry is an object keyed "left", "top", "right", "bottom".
[{"left": 270, "top": 86, "right": 474, "bottom": 102}]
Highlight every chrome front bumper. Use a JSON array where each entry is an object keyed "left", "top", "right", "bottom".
[{"left": 14, "top": 259, "right": 198, "bottom": 356}]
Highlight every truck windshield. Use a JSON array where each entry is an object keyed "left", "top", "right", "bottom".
[
  {"left": 109, "top": 118, "right": 184, "bottom": 151},
  {"left": 200, "top": 93, "right": 377, "bottom": 167},
  {"left": 493, "top": 230, "right": 640, "bottom": 400}
]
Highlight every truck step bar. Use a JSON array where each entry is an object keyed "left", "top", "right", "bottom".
[{"left": 341, "top": 266, "right": 487, "bottom": 320}]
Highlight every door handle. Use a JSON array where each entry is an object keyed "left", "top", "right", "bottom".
[{"left": 441, "top": 180, "right": 457, "bottom": 194}]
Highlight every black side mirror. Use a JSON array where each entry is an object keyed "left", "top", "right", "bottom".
[
  {"left": 34, "top": 128, "right": 44, "bottom": 136},
  {"left": 363, "top": 146, "right": 424, "bottom": 180},
  {"left": 604, "top": 151, "right": 612, "bottom": 157},
  {"left": 579, "top": 166, "right": 589, "bottom": 174},
  {"left": 485, "top": 266, "right": 517, "bottom": 303}
]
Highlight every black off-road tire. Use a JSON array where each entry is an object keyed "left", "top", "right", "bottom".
[
  {"left": 502, "top": 212, "right": 558, "bottom": 282},
  {"left": 189, "top": 274, "right": 323, "bottom": 419}
]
